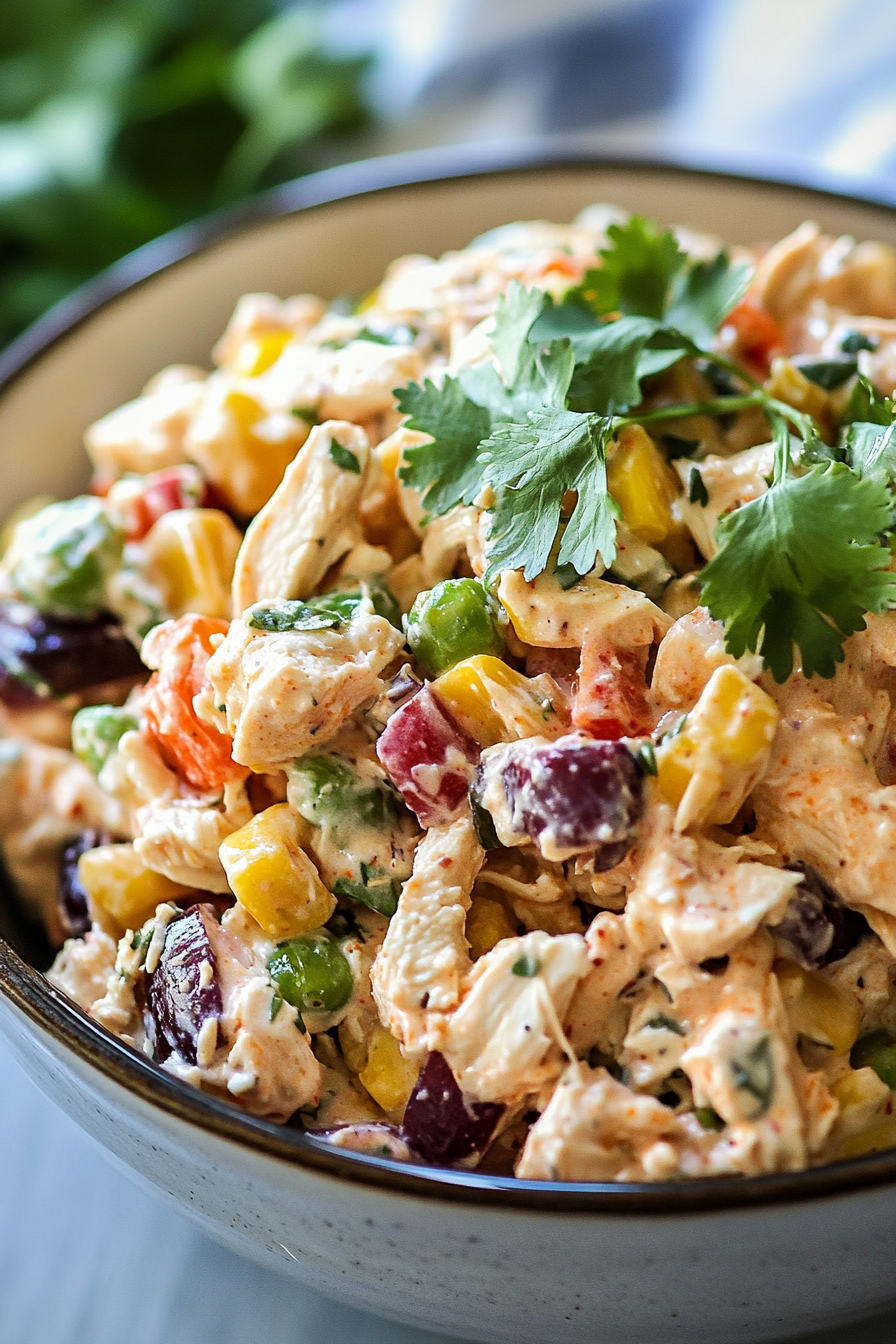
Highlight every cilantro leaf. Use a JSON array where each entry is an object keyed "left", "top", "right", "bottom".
[
  {"left": 458, "top": 339, "right": 574, "bottom": 421},
  {"left": 574, "top": 216, "right": 687, "bottom": 319},
  {"left": 842, "top": 375, "right": 893, "bottom": 427},
  {"left": 792, "top": 357, "right": 858, "bottom": 390},
  {"left": 700, "top": 464, "right": 896, "bottom": 682},
  {"left": 635, "top": 330, "right": 694, "bottom": 381},
  {"left": 799, "top": 429, "right": 842, "bottom": 468},
  {"left": 529, "top": 297, "right": 602, "bottom": 346},
  {"left": 396, "top": 282, "right": 573, "bottom": 512},
  {"left": 396, "top": 378, "right": 491, "bottom": 514},
  {"left": 566, "top": 315, "right": 662, "bottom": 413},
  {"left": 665, "top": 252, "right": 753, "bottom": 346},
  {"left": 479, "top": 410, "right": 618, "bottom": 581},
  {"left": 531, "top": 302, "right": 694, "bottom": 408},
  {"left": 491, "top": 280, "right": 549, "bottom": 386},
  {"left": 844, "top": 419, "right": 896, "bottom": 487}
]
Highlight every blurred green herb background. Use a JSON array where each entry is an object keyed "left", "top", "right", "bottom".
[{"left": 0, "top": 1, "right": 372, "bottom": 347}]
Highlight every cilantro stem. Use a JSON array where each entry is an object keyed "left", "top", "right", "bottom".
[
  {"left": 764, "top": 397, "right": 817, "bottom": 442},
  {"left": 617, "top": 390, "right": 818, "bottom": 481},
  {"left": 617, "top": 393, "right": 766, "bottom": 428},
  {"left": 701, "top": 349, "right": 764, "bottom": 393}
]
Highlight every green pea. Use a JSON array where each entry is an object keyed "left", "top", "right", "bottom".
[
  {"left": 72, "top": 704, "right": 139, "bottom": 774},
  {"left": 10, "top": 497, "right": 123, "bottom": 618},
  {"left": 267, "top": 932, "right": 354, "bottom": 1014},
  {"left": 851, "top": 1029, "right": 896, "bottom": 1089},
  {"left": 406, "top": 579, "right": 506, "bottom": 676}
]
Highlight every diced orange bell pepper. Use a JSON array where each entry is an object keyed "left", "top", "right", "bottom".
[{"left": 142, "top": 614, "right": 248, "bottom": 793}]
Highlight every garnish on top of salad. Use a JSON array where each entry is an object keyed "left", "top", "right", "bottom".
[{"left": 2, "top": 206, "right": 896, "bottom": 1182}]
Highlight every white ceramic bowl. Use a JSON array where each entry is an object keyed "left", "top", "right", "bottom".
[{"left": 2, "top": 147, "right": 896, "bottom": 1344}]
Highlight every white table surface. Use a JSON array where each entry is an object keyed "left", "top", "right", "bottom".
[{"left": 1, "top": 1035, "right": 894, "bottom": 1344}]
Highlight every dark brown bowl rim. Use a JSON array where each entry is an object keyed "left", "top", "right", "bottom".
[{"left": 2, "top": 138, "right": 896, "bottom": 1215}]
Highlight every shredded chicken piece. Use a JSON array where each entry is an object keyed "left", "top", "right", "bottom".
[
  {"left": 133, "top": 781, "right": 252, "bottom": 892},
  {"left": 754, "top": 661, "right": 896, "bottom": 922},
  {"left": 231, "top": 419, "right": 370, "bottom": 613},
  {"left": 256, "top": 333, "right": 424, "bottom": 424},
  {"left": 564, "top": 911, "right": 643, "bottom": 1059},
  {"left": 0, "top": 741, "right": 125, "bottom": 938},
  {"left": 371, "top": 816, "right": 483, "bottom": 1056},
  {"left": 197, "top": 606, "right": 403, "bottom": 772},
  {"left": 498, "top": 568, "right": 670, "bottom": 650},
  {"left": 670, "top": 934, "right": 838, "bottom": 1174},
  {"left": 212, "top": 292, "right": 326, "bottom": 368},
  {"left": 651, "top": 606, "right": 763, "bottom": 714},
  {"left": 220, "top": 975, "right": 320, "bottom": 1121},
  {"left": 441, "top": 930, "right": 590, "bottom": 1104},
  {"left": 517, "top": 1066, "right": 703, "bottom": 1182},
  {"left": 47, "top": 928, "right": 118, "bottom": 1011},
  {"left": 624, "top": 802, "right": 801, "bottom": 964},
  {"left": 84, "top": 366, "right": 206, "bottom": 481},
  {"left": 754, "top": 221, "right": 896, "bottom": 324},
  {"left": 674, "top": 445, "right": 774, "bottom": 563}
]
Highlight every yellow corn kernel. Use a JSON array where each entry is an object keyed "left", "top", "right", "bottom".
[
  {"left": 656, "top": 664, "right": 778, "bottom": 829},
  {"left": 766, "top": 358, "right": 833, "bottom": 433},
  {"left": 432, "top": 662, "right": 505, "bottom": 745},
  {"left": 188, "top": 389, "right": 306, "bottom": 518},
  {"left": 832, "top": 1066, "right": 889, "bottom": 1110},
  {"left": 432, "top": 655, "right": 564, "bottom": 745},
  {"left": 829, "top": 1067, "right": 896, "bottom": 1159},
  {"left": 376, "top": 433, "right": 403, "bottom": 480},
  {"left": 146, "top": 508, "right": 242, "bottom": 620},
  {"left": 775, "top": 959, "right": 862, "bottom": 1054},
  {"left": 607, "top": 425, "right": 680, "bottom": 547},
  {"left": 219, "top": 803, "right": 335, "bottom": 940},
  {"left": 358, "top": 1024, "right": 419, "bottom": 1118},
  {"left": 224, "top": 388, "right": 266, "bottom": 433},
  {"left": 466, "top": 895, "right": 516, "bottom": 958},
  {"left": 835, "top": 1110, "right": 896, "bottom": 1159},
  {"left": 232, "top": 330, "right": 292, "bottom": 378},
  {"left": 78, "top": 843, "right": 192, "bottom": 931}
]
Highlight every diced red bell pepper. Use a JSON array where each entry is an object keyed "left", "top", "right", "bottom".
[
  {"left": 723, "top": 297, "right": 785, "bottom": 375},
  {"left": 120, "top": 466, "right": 227, "bottom": 540},
  {"left": 573, "top": 634, "right": 652, "bottom": 740}
]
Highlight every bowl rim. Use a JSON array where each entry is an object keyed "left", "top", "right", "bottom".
[{"left": 2, "top": 139, "right": 896, "bottom": 1215}]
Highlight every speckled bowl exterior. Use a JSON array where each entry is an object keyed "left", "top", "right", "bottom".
[{"left": 2, "top": 147, "right": 896, "bottom": 1343}]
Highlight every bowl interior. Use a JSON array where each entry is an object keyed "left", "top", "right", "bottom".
[{"left": 3, "top": 154, "right": 896, "bottom": 1210}]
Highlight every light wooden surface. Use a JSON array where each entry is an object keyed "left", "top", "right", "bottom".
[{"left": 0, "top": 1034, "right": 893, "bottom": 1344}]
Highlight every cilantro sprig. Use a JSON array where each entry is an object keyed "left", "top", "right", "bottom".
[
  {"left": 700, "top": 465, "right": 896, "bottom": 682},
  {"left": 397, "top": 214, "right": 896, "bottom": 681}
]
